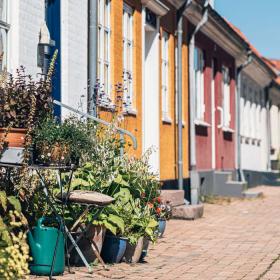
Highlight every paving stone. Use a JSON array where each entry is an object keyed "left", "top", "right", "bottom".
[{"left": 29, "top": 186, "right": 280, "bottom": 280}]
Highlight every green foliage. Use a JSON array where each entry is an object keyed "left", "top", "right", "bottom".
[
  {"left": 0, "top": 192, "right": 30, "bottom": 279},
  {"left": 33, "top": 116, "right": 95, "bottom": 165},
  {"left": 0, "top": 50, "right": 57, "bottom": 129},
  {"left": 65, "top": 123, "right": 162, "bottom": 244}
]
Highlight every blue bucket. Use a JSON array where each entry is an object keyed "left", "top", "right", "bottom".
[
  {"left": 101, "top": 235, "right": 127, "bottom": 263},
  {"left": 158, "top": 219, "right": 166, "bottom": 238}
]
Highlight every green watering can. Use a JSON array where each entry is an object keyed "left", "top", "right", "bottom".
[{"left": 27, "top": 217, "right": 65, "bottom": 276}]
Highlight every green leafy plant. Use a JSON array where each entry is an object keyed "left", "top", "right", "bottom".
[
  {"left": 0, "top": 191, "right": 30, "bottom": 279},
  {"left": 0, "top": 50, "right": 57, "bottom": 129},
  {"left": 66, "top": 122, "right": 162, "bottom": 244},
  {"left": 91, "top": 188, "right": 158, "bottom": 244},
  {"left": 33, "top": 116, "right": 95, "bottom": 165}
]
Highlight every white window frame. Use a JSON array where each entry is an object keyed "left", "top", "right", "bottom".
[
  {"left": 194, "top": 47, "right": 205, "bottom": 121},
  {"left": 0, "top": 0, "right": 9, "bottom": 71},
  {"left": 245, "top": 94, "right": 251, "bottom": 138},
  {"left": 256, "top": 90, "right": 261, "bottom": 140},
  {"left": 175, "top": 43, "right": 178, "bottom": 123},
  {"left": 222, "top": 65, "right": 231, "bottom": 128},
  {"left": 161, "top": 31, "right": 170, "bottom": 122},
  {"left": 123, "top": 3, "right": 134, "bottom": 111},
  {"left": 251, "top": 93, "right": 257, "bottom": 139},
  {"left": 240, "top": 84, "right": 246, "bottom": 137},
  {"left": 248, "top": 87, "right": 254, "bottom": 138},
  {"left": 97, "top": 0, "right": 111, "bottom": 105}
]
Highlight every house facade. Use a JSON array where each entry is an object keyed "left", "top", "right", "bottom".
[
  {"left": 2, "top": 0, "right": 191, "bottom": 197},
  {"left": 240, "top": 72, "right": 270, "bottom": 174},
  {"left": 223, "top": 25, "right": 280, "bottom": 188},
  {"left": 95, "top": 0, "right": 190, "bottom": 193},
  {"left": 239, "top": 61, "right": 278, "bottom": 187},
  {"left": 266, "top": 60, "right": 280, "bottom": 172},
  {"left": 2, "top": 0, "right": 280, "bottom": 202},
  {"left": 3, "top": 0, "right": 88, "bottom": 115},
  {"left": 184, "top": 2, "right": 251, "bottom": 198}
]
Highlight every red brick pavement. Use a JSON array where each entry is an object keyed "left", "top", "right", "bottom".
[{"left": 30, "top": 186, "right": 280, "bottom": 280}]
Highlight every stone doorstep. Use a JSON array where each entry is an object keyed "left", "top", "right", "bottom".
[
  {"left": 172, "top": 204, "right": 204, "bottom": 220},
  {"left": 242, "top": 189, "right": 264, "bottom": 199},
  {"left": 160, "top": 190, "right": 185, "bottom": 207}
]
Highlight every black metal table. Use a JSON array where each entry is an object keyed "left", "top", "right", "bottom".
[{"left": 0, "top": 162, "right": 93, "bottom": 279}]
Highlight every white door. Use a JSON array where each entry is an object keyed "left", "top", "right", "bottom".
[{"left": 142, "top": 11, "right": 160, "bottom": 174}]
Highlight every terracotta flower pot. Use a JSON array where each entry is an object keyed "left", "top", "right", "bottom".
[
  {"left": 0, "top": 128, "right": 27, "bottom": 148},
  {"left": 70, "top": 225, "right": 106, "bottom": 265},
  {"left": 122, "top": 236, "right": 144, "bottom": 263},
  {"left": 35, "top": 142, "right": 71, "bottom": 165}
]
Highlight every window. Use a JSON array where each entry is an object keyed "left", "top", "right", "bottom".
[
  {"left": 123, "top": 3, "right": 134, "bottom": 109},
  {"left": 0, "top": 0, "right": 8, "bottom": 71},
  {"left": 240, "top": 84, "right": 246, "bottom": 136},
  {"left": 175, "top": 43, "right": 178, "bottom": 123},
  {"left": 97, "top": 0, "right": 111, "bottom": 103},
  {"left": 194, "top": 47, "right": 205, "bottom": 120},
  {"left": 244, "top": 93, "right": 251, "bottom": 138},
  {"left": 222, "top": 66, "right": 231, "bottom": 127},
  {"left": 256, "top": 90, "right": 261, "bottom": 140},
  {"left": 161, "top": 31, "right": 169, "bottom": 120},
  {"left": 251, "top": 93, "right": 257, "bottom": 139}
]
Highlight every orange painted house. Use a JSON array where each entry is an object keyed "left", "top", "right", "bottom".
[{"left": 94, "top": 0, "right": 190, "bottom": 197}]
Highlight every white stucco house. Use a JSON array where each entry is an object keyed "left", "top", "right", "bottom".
[
  {"left": 1, "top": 0, "right": 88, "bottom": 114},
  {"left": 239, "top": 69, "right": 279, "bottom": 186},
  {"left": 268, "top": 77, "right": 280, "bottom": 171},
  {"left": 231, "top": 24, "right": 280, "bottom": 187}
]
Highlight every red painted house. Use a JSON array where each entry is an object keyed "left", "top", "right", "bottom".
[
  {"left": 195, "top": 31, "right": 236, "bottom": 170},
  {"left": 185, "top": 2, "right": 250, "bottom": 198}
]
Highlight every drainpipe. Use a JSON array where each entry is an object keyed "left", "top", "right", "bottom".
[
  {"left": 265, "top": 83, "right": 273, "bottom": 171},
  {"left": 236, "top": 50, "right": 253, "bottom": 182},
  {"left": 177, "top": 0, "right": 192, "bottom": 192},
  {"left": 189, "top": 0, "right": 210, "bottom": 205},
  {"left": 88, "top": 0, "right": 98, "bottom": 116}
]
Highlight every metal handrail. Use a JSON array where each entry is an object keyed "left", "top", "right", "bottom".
[{"left": 53, "top": 99, "right": 137, "bottom": 150}]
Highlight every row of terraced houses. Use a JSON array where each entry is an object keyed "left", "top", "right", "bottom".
[{"left": 2, "top": 0, "right": 280, "bottom": 204}]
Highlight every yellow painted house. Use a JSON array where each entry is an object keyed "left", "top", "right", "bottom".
[{"left": 95, "top": 0, "right": 190, "bottom": 195}]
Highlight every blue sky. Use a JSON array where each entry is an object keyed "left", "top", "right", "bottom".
[{"left": 215, "top": 0, "right": 280, "bottom": 59}]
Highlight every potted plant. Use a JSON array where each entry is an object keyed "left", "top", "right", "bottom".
[
  {"left": 33, "top": 116, "right": 93, "bottom": 166},
  {"left": 85, "top": 207, "right": 126, "bottom": 264},
  {"left": 150, "top": 197, "right": 172, "bottom": 238},
  {"left": 122, "top": 198, "right": 158, "bottom": 264},
  {"left": 69, "top": 145, "right": 162, "bottom": 263},
  {"left": 60, "top": 122, "right": 162, "bottom": 264},
  {"left": 98, "top": 189, "right": 130, "bottom": 264},
  {"left": 0, "top": 51, "right": 57, "bottom": 153}
]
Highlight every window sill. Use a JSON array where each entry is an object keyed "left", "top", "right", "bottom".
[
  {"left": 98, "top": 101, "right": 116, "bottom": 112},
  {"left": 123, "top": 108, "right": 137, "bottom": 116},
  {"left": 194, "top": 119, "right": 211, "bottom": 127},
  {"left": 162, "top": 116, "right": 172, "bottom": 124},
  {"left": 252, "top": 138, "right": 261, "bottom": 146},
  {"left": 176, "top": 120, "right": 186, "bottom": 128},
  {"left": 242, "top": 137, "right": 261, "bottom": 145},
  {"left": 222, "top": 126, "right": 234, "bottom": 133}
]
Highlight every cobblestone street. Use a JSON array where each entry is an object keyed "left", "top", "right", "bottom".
[{"left": 31, "top": 186, "right": 280, "bottom": 280}]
